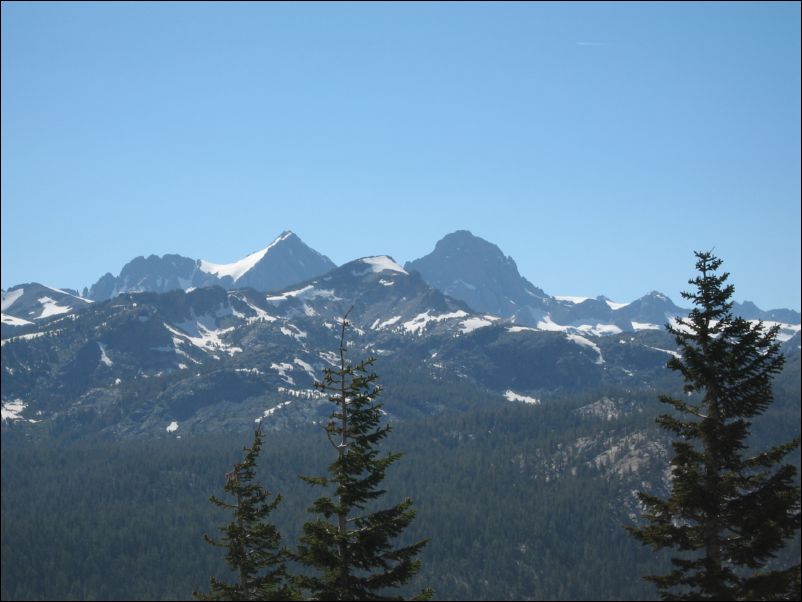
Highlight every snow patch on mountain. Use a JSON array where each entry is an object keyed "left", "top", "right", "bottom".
[
  {"left": 664, "top": 318, "right": 799, "bottom": 343},
  {"left": 293, "top": 357, "right": 316, "bottom": 380},
  {"left": 2, "top": 314, "right": 33, "bottom": 326},
  {"left": 402, "top": 310, "right": 468, "bottom": 335},
  {"left": 230, "top": 296, "right": 278, "bottom": 323},
  {"left": 271, "top": 362, "right": 295, "bottom": 385},
  {"left": 319, "top": 351, "right": 339, "bottom": 366},
  {"left": 165, "top": 320, "right": 243, "bottom": 356},
  {"left": 555, "top": 295, "right": 590, "bottom": 304},
  {"left": 648, "top": 346, "right": 681, "bottom": 359},
  {"left": 265, "top": 285, "right": 337, "bottom": 304},
  {"left": 371, "top": 315, "right": 402, "bottom": 330},
  {"left": 1, "top": 332, "right": 47, "bottom": 347},
  {"left": 280, "top": 324, "right": 307, "bottom": 340},
  {"left": 199, "top": 231, "right": 294, "bottom": 282},
  {"left": 1, "top": 288, "right": 25, "bottom": 312},
  {"left": 576, "top": 323, "right": 623, "bottom": 336},
  {"left": 37, "top": 297, "right": 72, "bottom": 319},
  {"left": 750, "top": 320, "right": 801, "bottom": 343},
  {"left": 566, "top": 333, "right": 604, "bottom": 364},
  {"left": 505, "top": 390, "right": 541, "bottom": 405},
  {"left": 97, "top": 342, "right": 113, "bottom": 366},
  {"left": 632, "top": 321, "right": 661, "bottom": 331},
  {"left": 358, "top": 256, "right": 408, "bottom": 275},
  {"left": 2, "top": 399, "right": 39, "bottom": 423},
  {"left": 536, "top": 316, "right": 568, "bottom": 332},
  {"left": 605, "top": 299, "right": 630, "bottom": 310},
  {"left": 460, "top": 316, "right": 497, "bottom": 333},
  {"left": 257, "top": 400, "right": 293, "bottom": 422}
]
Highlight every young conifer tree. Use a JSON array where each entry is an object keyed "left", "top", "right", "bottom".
[
  {"left": 296, "top": 309, "right": 431, "bottom": 601},
  {"left": 195, "top": 425, "right": 297, "bottom": 601},
  {"left": 628, "top": 251, "right": 801, "bottom": 600}
]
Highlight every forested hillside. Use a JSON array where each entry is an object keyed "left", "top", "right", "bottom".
[{"left": 3, "top": 376, "right": 799, "bottom": 600}]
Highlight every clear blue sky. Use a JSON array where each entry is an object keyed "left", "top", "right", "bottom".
[{"left": 2, "top": 2, "right": 800, "bottom": 310}]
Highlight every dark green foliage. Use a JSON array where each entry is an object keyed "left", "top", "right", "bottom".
[
  {"left": 629, "top": 251, "right": 801, "bottom": 600},
  {"left": 195, "top": 426, "right": 296, "bottom": 601},
  {"left": 2, "top": 360, "right": 799, "bottom": 600},
  {"left": 296, "top": 312, "right": 431, "bottom": 600}
]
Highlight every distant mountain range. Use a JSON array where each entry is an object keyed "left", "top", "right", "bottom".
[
  {"left": 406, "top": 230, "right": 698, "bottom": 331},
  {"left": 1, "top": 284, "right": 91, "bottom": 326},
  {"left": 2, "top": 230, "right": 799, "bottom": 437},
  {"left": 4, "top": 229, "right": 798, "bottom": 333},
  {"left": 82, "top": 231, "right": 336, "bottom": 301}
]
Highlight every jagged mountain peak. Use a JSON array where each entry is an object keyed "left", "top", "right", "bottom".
[
  {"left": 430, "top": 230, "right": 514, "bottom": 263},
  {"left": 227, "top": 231, "right": 336, "bottom": 292},
  {"left": 84, "top": 231, "right": 336, "bottom": 301},
  {"left": 1, "top": 282, "right": 92, "bottom": 328},
  {"left": 405, "top": 230, "right": 549, "bottom": 322},
  {"left": 199, "top": 230, "right": 297, "bottom": 282}
]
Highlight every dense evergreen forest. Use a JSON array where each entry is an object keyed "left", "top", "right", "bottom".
[{"left": 3, "top": 371, "right": 799, "bottom": 600}]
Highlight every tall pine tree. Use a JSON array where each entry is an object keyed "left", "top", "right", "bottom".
[
  {"left": 629, "top": 251, "right": 801, "bottom": 601},
  {"left": 296, "top": 310, "right": 431, "bottom": 601},
  {"left": 195, "top": 425, "right": 297, "bottom": 601}
]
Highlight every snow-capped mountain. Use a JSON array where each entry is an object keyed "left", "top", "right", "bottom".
[
  {"left": 732, "top": 301, "right": 801, "bottom": 324},
  {"left": 85, "top": 231, "right": 336, "bottom": 301},
  {"left": 1, "top": 254, "right": 685, "bottom": 436},
  {"left": 2, "top": 284, "right": 92, "bottom": 328},
  {"left": 405, "top": 231, "right": 687, "bottom": 332},
  {"left": 3, "top": 231, "right": 799, "bottom": 438},
  {"left": 199, "top": 231, "right": 336, "bottom": 292}
]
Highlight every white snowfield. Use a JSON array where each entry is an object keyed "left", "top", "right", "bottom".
[
  {"left": 265, "top": 285, "right": 338, "bottom": 303},
  {"left": 504, "top": 390, "right": 541, "bottom": 405},
  {"left": 648, "top": 346, "right": 682, "bottom": 359},
  {"left": 37, "top": 297, "right": 72, "bottom": 319},
  {"left": 97, "top": 342, "right": 113, "bottom": 366},
  {"left": 371, "top": 315, "right": 403, "bottom": 330},
  {"left": 605, "top": 299, "right": 630, "bottom": 310},
  {"left": 565, "top": 333, "right": 605, "bottom": 364},
  {"left": 403, "top": 310, "right": 468, "bottom": 335},
  {"left": 576, "top": 323, "right": 623, "bottom": 336},
  {"left": 555, "top": 295, "right": 590, "bottom": 304},
  {"left": 2, "top": 314, "right": 33, "bottom": 326},
  {"left": 668, "top": 317, "right": 800, "bottom": 343},
  {"left": 459, "top": 316, "right": 498, "bottom": 334},
  {"left": 271, "top": 362, "right": 296, "bottom": 385},
  {"left": 164, "top": 317, "right": 243, "bottom": 357},
  {"left": 2, "top": 399, "right": 39, "bottom": 423},
  {"left": 1, "top": 332, "right": 48, "bottom": 347},
  {"left": 1, "top": 288, "right": 25, "bottom": 312},
  {"left": 257, "top": 400, "right": 293, "bottom": 422},
  {"left": 536, "top": 316, "right": 567, "bottom": 332},
  {"left": 293, "top": 357, "right": 316, "bottom": 380},
  {"left": 199, "top": 231, "right": 293, "bottom": 282},
  {"left": 632, "top": 321, "right": 661, "bottom": 331},
  {"left": 753, "top": 320, "right": 801, "bottom": 343},
  {"left": 554, "top": 295, "right": 630, "bottom": 310},
  {"left": 44, "top": 286, "right": 93, "bottom": 303},
  {"left": 358, "top": 256, "right": 408, "bottom": 275}
]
